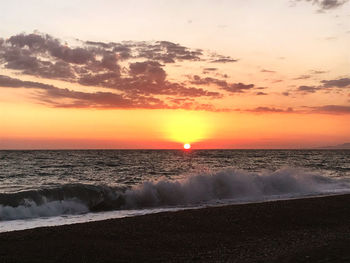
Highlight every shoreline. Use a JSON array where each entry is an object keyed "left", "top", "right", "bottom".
[
  {"left": 1, "top": 192, "right": 349, "bottom": 234},
  {"left": 1, "top": 194, "right": 350, "bottom": 262}
]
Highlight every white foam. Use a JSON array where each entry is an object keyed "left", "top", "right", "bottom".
[
  {"left": 1, "top": 167, "right": 350, "bottom": 232},
  {"left": 0, "top": 207, "right": 185, "bottom": 233},
  {"left": 123, "top": 167, "right": 350, "bottom": 208},
  {"left": 0, "top": 199, "right": 89, "bottom": 220}
]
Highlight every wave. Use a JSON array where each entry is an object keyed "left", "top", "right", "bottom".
[
  {"left": 0, "top": 200, "right": 89, "bottom": 221},
  {"left": 1, "top": 167, "right": 349, "bottom": 221},
  {"left": 0, "top": 184, "right": 125, "bottom": 220}
]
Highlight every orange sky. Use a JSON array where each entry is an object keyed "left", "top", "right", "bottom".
[{"left": 0, "top": 0, "right": 349, "bottom": 149}]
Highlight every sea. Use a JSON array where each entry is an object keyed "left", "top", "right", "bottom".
[{"left": 1, "top": 149, "right": 350, "bottom": 232}]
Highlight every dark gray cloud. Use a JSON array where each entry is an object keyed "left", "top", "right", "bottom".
[
  {"left": 1, "top": 34, "right": 106, "bottom": 81},
  {"left": 246, "top": 107, "right": 294, "bottom": 113},
  {"left": 208, "top": 52, "right": 238, "bottom": 63},
  {"left": 1, "top": 33, "right": 232, "bottom": 100},
  {"left": 77, "top": 72, "right": 222, "bottom": 98},
  {"left": 321, "top": 78, "right": 350, "bottom": 88},
  {"left": 256, "top": 92, "right": 268, "bottom": 96},
  {"left": 294, "top": 75, "right": 311, "bottom": 80},
  {"left": 3, "top": 33, "right": 308, "bottom": 112},
  {"left": 114, "top": 79, "right": 222, "bottom": 97},
  {"left": 297, "top": 85, "right": 319, "bottom": 93},
  {"left": 210, "top": 57, "right": 238, "bottom": 63},
  {"left": 294, "top": 0, "right": 348, "bottom": 10},
  {"left": 0, "top": 75, "right": 218, "bottom": 110},
  {"left": 132, "top": 40, "right": 205, "bottom": 63},
  {"left": 4, "top": 50, "right": 75, "bottom": 79},
  {"left": 44, "top": 88, "right": 221, "bottom": 110},
  {"left": 272, "top": 79, "right": 283, "bottom": 83},
  {"left": 310, "top": 70, "right": 328, "bottom": 74},
  {"left": 244, "top": 105, "right": 350, "bottom": 114},
  {"left": 190, "top": 75, "right": 227, "bottom": 88},
  {"left": 203, "top": 68, "right": 218, "bottom": 71},
  {"left": 190, "top": 75, "right": 255, "bottom": 94},
  {"left": 1, "top": 33, "right": 233, "bottom": 82},
  {"left": 0, "top": 75, "right": 55, "bottom": 90},
  {"left": 129, "top": 61, "right": 166, "bottom": 83},
  {"left": 311, "top": 105, "right": 350, "bottom": 114},
  {"left": 261, "top": 69, "right": 276, "bottom": 73},
  {"left": 78, "top": 72, "right": 120, "bottom": 86},
  {"left": 7, "top": 33, "right": 94, "bottom": 64},
  {"left": 224, "top": 83, "right": 255, "bottom": 93},
  {"left": 43, "top": 88, "right": 168, "bottom": 109},
  {"left": 291, "top": 77, "right": 350, "bottom": 95}
]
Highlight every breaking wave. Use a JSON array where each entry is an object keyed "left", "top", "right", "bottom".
[{"left": 1, "top": 167, "right": 349, "bottom": 221}]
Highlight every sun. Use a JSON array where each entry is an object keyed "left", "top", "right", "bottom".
[
  {"left": 184, "top": 143, "right": 191, "bottom": 150},
  {"left": 162, "top": 111, "right": 212, "bottom": 144}
]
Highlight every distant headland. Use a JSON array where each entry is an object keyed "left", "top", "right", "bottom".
[{"left": 318, "top": 143, "right": 350, "bottom": 149}]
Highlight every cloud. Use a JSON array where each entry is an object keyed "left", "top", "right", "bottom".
[
  {"left": 0, "top": 74, "right": 55, "bottom": 90},
  {"left": 6, "top": 32, "right": 348, "bottom": 115},
  {"left": 245, "top": 107, "right": 294, "bottom": 113},
  {"left": 297, "top": 85, "right": 319, "bottom": 93},
  {"left": 210, "top": 57, "right": 238, "bottom": 63},
  {"left": 294, "top": 75, "right": 311, "bottom": 80},
  {"left": 208, "top": 52, "right": 238, "bottom": 63},
  {"left": 1, "top": 33, "right": 233, "bottom": 83},
  {"left": 256, "top": 92, "right": 268, "bottom": 96},
  {"left": 129, "top": 61, "right": 166, "bottom": 83},
  {"left": 203, "top": 67, "right": 218, "bottom": 72},
  {"left": 78, "top": 74, "right": 222, "bottom": 98},
  {"left": 310, "top": 105, "right": 350, "bottom": 114},
  {"left": 321, "top": 78, "right": 350, "bottom": 88},
  {"left": 316, "top": 0, "right": 348, "bottom": 9},
  {"left": 294, "top": 0, "right": 349, "bottom": 10},
  {"left": 272, "top": 79, "right": 283, "bottom": 83},
  {"left": 190, "top": 75, "right": 227, "bottom": 87},
  {"left": 1, "top": 33, "right": 230, "bottom": 101},
  {"left": 5, "top": 72, "right": 349, "bottom": 114},
  {"left": 310, "top": 70, "right": 328, "bottom": 74},
  {"left": 325, "top": 36, "right": 337, "bottom": 40},
  {"left": 7, "top": 33, "right": 94, "bottom": 64},
  {"left": 0, "top": 75, "right": 219, "bottom": 110},
  {"left": 128, "top": 40, "right": 207, "bottom": 63},
  {"left": 244, "top": 105, "right": 350, "bottom": 115},
  {"left": 290, "top": 77, "right": 350, "bottom": 95},
  {"left": 261, "top": 69, "right": 276, "bottom": 73},
  {"left": 43, "top": 89, "right": 168, "bottom": 109},
  {"left": 1, "top": 34, "right": 107, "bottom": 81},
  {"left": 190, "top": 75, "right": 255, "bottom": 93},
  {"left": 78, "top": 72, "right": 120, "bottom": 86},
  {"left": 224, "top": 83, "right": 255, "bottom": 93}
]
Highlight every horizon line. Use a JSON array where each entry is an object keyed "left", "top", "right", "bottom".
[{"left": 0, "top": 148, "right": 348, "bottom": 151}]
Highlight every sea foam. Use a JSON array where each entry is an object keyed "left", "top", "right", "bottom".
[{"left": 1, "top": 167, "right": 349, "bottom": 221}]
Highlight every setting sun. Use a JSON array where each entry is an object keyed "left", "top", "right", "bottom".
[
  {"left": 184, "top": 143, "right": 191, "bottom": 150},
  {"left": 162, "top": 111, "right": 212, "bottom": 145}
]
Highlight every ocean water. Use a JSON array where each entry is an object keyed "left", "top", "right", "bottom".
[{"left": 1, "top": 149, "right": 350, "bottom": 232}]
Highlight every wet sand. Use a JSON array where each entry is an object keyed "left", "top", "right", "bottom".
[{"left": 1, "top": 194, "right": 350, "bottom": 262}]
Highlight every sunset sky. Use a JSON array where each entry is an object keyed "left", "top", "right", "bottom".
[{"left": 1, "top": 0, "right": 350, "bottom": 149}]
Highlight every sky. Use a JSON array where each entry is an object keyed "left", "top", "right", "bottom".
[{"left": 0, "top": 0, "right": 350, "bottom": 149}]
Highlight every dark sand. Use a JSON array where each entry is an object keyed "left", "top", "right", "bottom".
[{"left": 1, "top": 195, "right": 350, "bottom": 262}]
